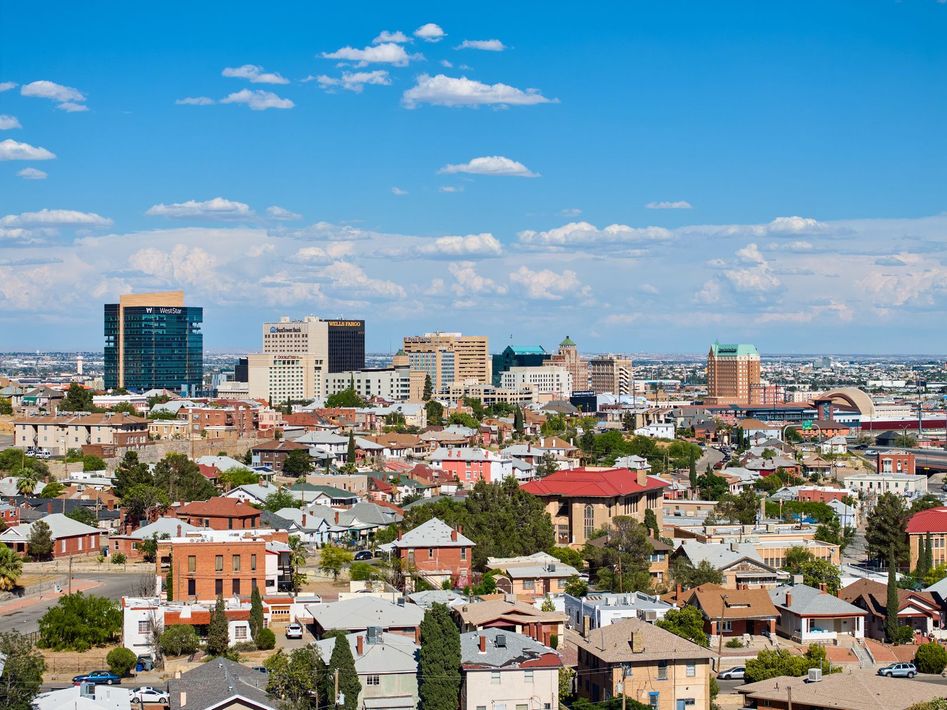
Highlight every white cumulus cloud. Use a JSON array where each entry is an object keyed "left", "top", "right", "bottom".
[
  {"left": 17, "top": 167, "right": 47, "bottom": 180},
  {"left": 391, "top": 186, "right": 408, "bottom": 196},
  {"left": 222, "top": 64, "right": 289, "bottom": 84},
  {"left": 456, "top": 39, "right": 506, "bottom": 51},
  {"left": 518, "top": 221, "right": 671, "bottom": 247},
  {"left": 414, "top": 23, "right": 446, "bottom": 42},
  {"left": 266, "top": 206, "right": 301, "bottom": 220},
  {"left": 176, "top": 96, "right": 216, "bottom": 106},
  {"left": 439, "top": 155, "right": 538, "bottom": 177},
  {"left": 0, "top": 115, "right": 21, "bottom": 130},
  {"left": 418, "top": 233, "right": 502, "bottom": 258},
  {"left": 316, "top": 70, "right": 391, "bottom": 93},
  {"left": 0, "top": 139, "right": 56, "bottom": 161},
  {"left": 322, "top": 43, "right": 418, "bottom": 67},
  {"left": 645, "top": 200, "right": 692, "bottom": 209},
  {"left": 509, "top": 266, "right": 588, "bottom": 300},
  {"left": 449, "top": 261, "right": 505, "bottom": 295},
  {"left": 402, "top": 74, "right": 555, "bottom": 108},
  {"left": 322, "top": 261, "right": 406, "bottom": 299},
  {"left": 0, "top": 208, "right": 111, "bottom": 228},
  {"left": 0, "top": 82, "right": 16, "bottom": 92},
  {"left": 129, "top": 244, "right": 220, "bottom": 287},
  {"left": 146, "top": 197, "right": 253, "bottom": 219},
  {"left": 373, "top": 30, "right": 410, "bottom": 44},
  {"left": 295, "top": 243, "right": 354, "bottom": 261},
  {"left": 221, "top": 89, "right": 294, "bottom": 111},
  {"left": 21, "top": 80, "right": 88, "bottom": 111}
]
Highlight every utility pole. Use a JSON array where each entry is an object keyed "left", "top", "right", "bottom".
[
  {"left": 68, "top": 555, "right": 73, "bottom": 595},
  {"left": 787, "top": 685, "right": 793, "bottom": 710},
  {"left": 334, "top": 668, "right": 340, "bottom": 708}
]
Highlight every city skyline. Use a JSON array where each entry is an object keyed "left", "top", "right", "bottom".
[{"left": 2, "top": 2, "right": 947, "bottom": 353}]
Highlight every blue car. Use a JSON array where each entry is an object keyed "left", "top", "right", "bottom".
[{"left": 73, "top": 670, "right": 122, "bottom": 685}]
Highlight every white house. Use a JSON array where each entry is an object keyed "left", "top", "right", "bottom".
[
  {"left": 459, "top": 629, "right": 560, "bottom": 710},
  {"left": 634, "top": 422, "right": 676, "bottom": 439},
  {"left": 821, "top": 435, "right": 848, "bottom": 455},
  {"left": 564, "top": 591, "right": 674, "bottom": 631},
  {"left": 769, "top": 583, "right": 866, "bottom": 643},
  {"left": 122, "top": 597, "right": 260, "bottom": 654}
]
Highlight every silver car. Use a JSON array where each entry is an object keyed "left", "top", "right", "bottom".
[
  {"left": 877, "top": 662, "right": 917, "bottom": 678},
  {"left": 285, "top": 622, "right": 304, "bottom": 639}
]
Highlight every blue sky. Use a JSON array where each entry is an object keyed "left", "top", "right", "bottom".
[{"left": 2, "top": 1, "right": 946, "bottom": 355}]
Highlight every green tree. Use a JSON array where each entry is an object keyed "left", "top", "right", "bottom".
[
  {"left": 0, "top": 396, "right": 12, "bottom": 416},
  {"left": 283, "top": 450, "right": 313, "bottom": 477},
  {"left": 324, "top": 632, "right": 361, "bottom": 710},
  {"left": 866, "top": 492, "right": 910, "bottom": 567},
  {"left": 564, "top": 575, "right": 588, "bottom": 597},
  {"left": 113, "top": 451, "right": 152, "bottom": 499},
  {"left": 716, "top": 489, "right": 759, "bottom": 525},
  {"left": 689, "top": 456, "right": 698, "bottom": 491},
  {"left": 106, "top": 647, "right": 137, "bottom": 677},
  {"left": 536, "top": 451, "right": 559, "bottom": 478},
  {"left": 745, "top": 645, "right": 837, "bottom": 683},
  {"left": 513, "top": 407, "right": 524, "bottom": 436},
  {"left": 916, "top": 532, "right": 933, "bottom": 579},
  {"left": 264, "top": 488, "right": 300, "bottom": 512},
  {"left": 423, "top": 374, "right": 433, "bottom": 401},
  {"left": 60, "top": 383, "right": 95, "bottom": 412},
  {"left": 418, "top": 604, "right": 462, "bottom": 710},
  {"left": 123, "top": 484, "right": 170, "bottom": 525},
  {"left": 911, "top": 494, "right": 944, "bottom": 517},
  {"left": 16, "top": 472, "right": 38, "bottom": 496},
  {"left": 426, "top": 399, "right": 444, "bottom": 426},
  {"left": 915, "top": 642, "right": 947, "bottom": 674},
  {"left": 27, "top": 520, "right": 53, "bottom": 561},
  {"left": 319, "top": 544, "right": 354, "bottom": 581},
  {"left": 643, "top": 508, "right": 659, "bottom": 538},
  {"left": 656, "top": 605, "right": 709, "bottom": 647},
  {"left": 885, "top": 563, "right": 900, "bottom": 643},
  {"left": 288, "top": 535, "right": 308, "bottom": 592},
  {"left": 782, "top": 547, "right": 841, "bottom": 594},
  {"left": 670, "top": 557, "right": 723, "bottom": 590},
  {"left": 82, "top": 455, "right": 106, "bottom": 472},
  {"left": 583, "top": 516, "right": 653, "bottom": 593},
  {"left": 0, "top": 631, "right": 46, "bottom": 710},
  {"left": 37, "top": 593, "right": 122, "bottom": 651},
  {"left": 449, "top": 412, "right": 480, "bottom": 429},
  {"left": 206, "top": 596, "right": 230, "bottom": 657},
  {"left": 153, "top": 453, "right": 216, "bottom": 502},
  {"left": 346, "top": 431, "right": 357, "bottom": 465},
  {"left": 218, "top": 467, "right": 260, "bottom": 488},
  {"left": 548, "top": 546, "right": 584, "bottom": 569},
  {"left": 249, "top": 586, "right": 265, "bottom": 643},
  {"left": 325, "top": 388, "right": 366, "bottom": 408},
  {"left": 696, "top": 471, "right": 728, "bottom": 501},
  {"left": 559, "top": 667, "right": 575, "bottom": 703},
  {"left": 66, "top": 506, "right": 97, "bottom": 527},
  {"left": 256, "top": 628, "right": 276, "bottom": 650},
  {"left": 0, "top": 544, "right": 23, "bottom": 591},
  {"left": 266, "top": 646, "right": 325, "bottom": 709},
  {"left": 39, "top": 480, "right": 65, "bottom": 498},
  {"left": 158, "top": 624, "right": 200, "bottom": 656}
]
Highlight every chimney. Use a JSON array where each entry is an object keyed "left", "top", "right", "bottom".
[
  {"left": 451, "top": 529, "right": 458, "bottom": 542},
  {"left": 356, "top": 635, "right": 364, "bottom": 656},
  {"left": 302, "top": 514, "right": 307, "bottom": 527},
  {"left": 47, "top": 502, "right": 53, "bottom": 513},
  {"left": 177, "top": 525, "right": 182, "bottom": 537},
  {"left": 414, "top": 626, "right": 421, "bottom": 644},
  {"left": 785, "top": 591, "right": 793, "bottom": 608},
  {"left": 179, "top": 691, "right": 187, "bottom": 707},
  {"left": 397, "top": 530, "right": 403, "bottom": 540},
  {"left": 818, "top": 582, "right": 826, "bottom": 592},
  {"left": 675, "top": 583, "right": 682, "bottom": 600},
  {"left": 630, "top": 631, "right": 645, "bottom": 654},
  {"left": 334, "top": 512, "right": 340, "bottom": 524},
  {"left": 479, "top": 635, "right": 487, "bottom": 653},
  {"left": 636, "top": 468, "right": 647, "bottom": 487}
]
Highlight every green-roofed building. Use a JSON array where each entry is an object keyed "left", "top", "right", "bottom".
[
  {"left": 707, "top": 340, "right": 761, "bottom": 405},
  {"left": 492, "top": 345, "right": 550, "bottom": 385}
]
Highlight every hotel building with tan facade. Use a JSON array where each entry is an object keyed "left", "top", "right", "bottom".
[{"left": 402, "top": 332, "right": 490, "bottom": 390}]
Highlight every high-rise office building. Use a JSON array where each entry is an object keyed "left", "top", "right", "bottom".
[
  {"left": 589, "top": 356, "right": 634, "bottom": 395},
  {"left": 546, "top": 336, "right": 589, "bottom": 391},
  {"left": 104, "top": 291, "right": 203, "bottom": 392},
  {"left": 706, "top": 341, "right": 761, "bottom": 405},
  {"left": 402, "top": 332, "right": 490, "bottom": 391},
  {"left": 325, "top": 319, "right": 365, "bottom": 373},
  {"left": 491, "top": 345, "right": 549, "bottom": 386}
]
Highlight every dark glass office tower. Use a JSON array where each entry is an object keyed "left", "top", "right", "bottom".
[
  {"left": 326, "top": 319, "right": 365, "bottom": 372},
  {"left": 103, "top": 292, "right": 203, "bottom": 392}
]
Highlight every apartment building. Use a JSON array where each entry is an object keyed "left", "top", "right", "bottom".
[
  {"left": 402, "top": 332, "right": 490, "bottom": 389},
  {"left": 589, "top": 355, "right": 634, "bottom": 395},
  {"left": 14, "top": 412, "right": 148, "bottom": 456},
  {"left": 705, "top": 341, "right": 760, "bottom": 405},
  {"left": 323, "top": 365, "right": 425, "bottom": 402},
  {"left": 500, "top": 366, "right": 573, "bottom": 402},
  {"left": 460, "top": 629, "right": 560, "bottom": 710}
]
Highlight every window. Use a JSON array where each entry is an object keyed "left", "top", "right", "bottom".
[
  {"left": 187, "top": 579, "right": 196, "bottom": 596},
  {"left": 523, "top": 579, "right": 536, "bottom": 591},
  {"left": 232, "top": 555, "right": 241, "bottom": 571},
  {"left": 460, "top": 547, "right": 467, "bottom": 561},
  {"left": 188, "top": 555, "right": 196, "bottom": 572},
  {"left": 476, "top": 706, "right": 487, "bottom": 710},
  {"left": 250, "top": 554, "right": 257, "bottom": 570},
  {"left": 233, "top": 579, "right": 241, "bottom": 596},
  {"left": 428, "top": 548, "right": 434, "bottom": 559},
  {"left": 215, "top": 578, "right": 223, "bottom": 596},
  {"left": 720, "top": 620, "right": 733, "bottom": 632},
  {"left": 524, "top": 670, "right": 534, "bottom": 682},
  {"left": 138, "top": 620, "right": 150, "bottom": 634},
  {"left": 657, "top": 661, "right": 668, "bottom": 680},
  {"left": 516, "top": 705, "right": 528, "bottom": 710},
  {"left": 215, "top": 555, "right": 223, "bottom": 572},
  {"left": 366, "top": 675, "right": 380, "bottom": 686},
  {"left": 686, "top": 663, "right": 696, "bottom": 677},
  {"left": 491, "top": 671, "right": 501, "bottom": 685},
  {"left": 584, "top": 504, "right": 595, "bottom": 540},
  {"left": 234, "top": 626, "right": 247, "bottom": 640}
]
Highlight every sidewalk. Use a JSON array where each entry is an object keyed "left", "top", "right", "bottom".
[{"left": 0, "top": 578, "right": 99, "bottom": 615}]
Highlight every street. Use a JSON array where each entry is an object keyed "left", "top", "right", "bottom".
[{"left": 0, "top": 573, "right": 145, "bottom": 635}]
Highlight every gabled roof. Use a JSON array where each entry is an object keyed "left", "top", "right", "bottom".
[
  {"left": 457, "top": 598, "right": 566, "bottom": 628},
  {"left": 124, "top": 516, "right": 202, "bottom": 540},
  {"left": 770, "top": 583, "right": 866, "bottom": 617},
  {"left": 315, "top": 631, "right": 418, "bottom": 675},
  {"left": 0, "top": 512, "right": 100, "bottom": 542},
  {"left": 683, "top": 583, "right": 778, "bottom": 621},
  {"left": 676, "top": 541, "right": 770, "bottom": 571},
  {"left": 392, "top": 517, "right": 474, "bottom": 548},
  {"left": 460, "top": 628, "right": 560, "bottom": 670},
  {"left": 521, "top": 468, "right": 668, "bottom": 498},
  {"left": 169, "top": 657, "right": 274, "bottom": 710},
  {"left": 573, "top": 617, "right": 713, "bottom": 663},
  {"left": 307, "top": 596, "right": 424, "bottom": 631},
  {"left": 176, "top": 497, "right": 260, "bottom": 518},
  {"left": 840, "top": 578, "right": 938, "bottom": 618}
]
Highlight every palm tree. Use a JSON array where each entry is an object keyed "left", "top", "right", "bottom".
[
  {"left": 0, "top": 543, "right": 23, "bottom": 591},
  {"left": 16, "top": 473, "right": 38, "bottom": 495}
]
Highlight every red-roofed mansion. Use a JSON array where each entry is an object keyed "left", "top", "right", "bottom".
[
  {"left": 907, "top": 507, "right": 947, "bottom": 570},
  {"left": 521, "top": 467, "right": 668, "bottom": 547}
]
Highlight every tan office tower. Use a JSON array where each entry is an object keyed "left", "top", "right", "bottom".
[
  {"left": 546, "top": 336, "right": 589, "bottom": 391},
  {"left": 589, "top": 356, "right": 634, "bottom": 395},
  {"left": 401, "top": 332, "right": 490, "bottom": 390},
  {"left": 706, "top": 342, "right": 761, "bottom": 404}
]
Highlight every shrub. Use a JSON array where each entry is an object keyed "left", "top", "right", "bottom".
[
  {"left": 255, "top": 628, "right": 276, "bottom": 650},
  {"left": 915, "top": 642, "right": 947, "bottom": 674},
  {"left": 37, "top": 593, "right": 122, "bottom": 651},
  {"left": 549, "top": 634, "right": 558, "bottom": 650},
  {"left": 349, "top": 561, "right": 376, "bottom": 581},
  {"left": 158, "top": 624, "right": 200, "bottom": 657},
  {"left": 111, "top": 552, "right": 127, "bottom": 565},
  {"left": 726, "top": 638, "right": 745, "bottom": 648},
  {"left": 106, "top": 647, "right": 137, "bottom": 677},
  {"left": 891, "top": 624, "right": 915, "bottom": 645}
]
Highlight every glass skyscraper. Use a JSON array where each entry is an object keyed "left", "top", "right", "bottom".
[{"left": 104, "top": 291, "right": 203, "bottom": 392}]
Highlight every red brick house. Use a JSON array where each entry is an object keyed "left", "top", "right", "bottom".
[
  {"left": 877, "top": 450, "right": 916, "bottom": 475},
  {"left": 0, "top": 512, "right": 103, "bottom": 558},
  {"left": 173, "top": 496, "right": 261, "bottom": 530},
  {"left": 251, "top": 439, "right": 311, "bottom": 473},
  {"left": 391, "top": 517, "right": 474, "bottom": 588}
]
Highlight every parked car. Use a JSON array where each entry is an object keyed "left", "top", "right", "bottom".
[
  {"left": 73, "top": 671, "right": 122, "bottom": 685},
  {"left": 285, "top": 622, "right": 304, "bottom": 639},
  {"left": 354, "top": 550, "right": 374, "bottom": 561},
  {"left": 718, "top": 666, "right": 746, "bottom": 680},
  {"left": 130, "top": 687, "right": 170, "bottom": 704},
  {"left": 877, "top": 662, "right": 917, "bottom": 678}
]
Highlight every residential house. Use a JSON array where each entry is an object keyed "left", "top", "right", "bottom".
[
  {"left": 679, "top": 583, "right": 778, "bottom": 637},
  {"left": 521, "top": 466, "right": 668, "bottom": 547},
  {"left": 0, "top": 512, "right": 103, "bottom": 558},
  {"left": 460, "top": 629, "right": 560, "bottom": 710},
  {"left": 14, "top": 412, "right": 148, "bottom": 456},
  {"left": 564, "top": 591, "right": 674, "bottom": 633},
  {"left": 574, "top": 617, "right": 713, "bottom": 710},
  {"left": 250, "top": 439, "right": 312, "bottom": 473},
  {"left": 172, "top": 497, "right": 262, "bottom": 530},
  {"left": 391, "top": 517, "right": 475, "bottom": 588},
  {"left": 673, "top": 541, "right": 782, "bottom": 589},
  {"left": 305, "top": 597, "right": 424, "bottom": 639},
  {"left": 34, "top": 684, "right": 132, "bottom": 710},
  {"left": 770, "top": 583, "right": 866, "bottom": 642},
  {"left": 168, "top": 656, "right": 276, "bottom": 710},
  {"left": 314, "top": 630, "right": 419, "bottom": 710},
  {"left": 486, "top": 552, "right": 580, "bottom": 600},
  {"left": 429, "top": 447, "right": 514, "bottom": 487},
  {"left": 455, "top": 598, "right": 566, "bottom": 647},
  {"left": 840, "top": 578, "right": 941, "bottom": 639},
  {"left": 109, "top": 516, "right": 202, "bottom": 560},
  {"left": 821, "top": 435, "right": 848, "bottom": 455}
]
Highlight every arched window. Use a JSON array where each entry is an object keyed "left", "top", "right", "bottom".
[{"left": 583, "top": 504, "right": 595, "bottom": 540}]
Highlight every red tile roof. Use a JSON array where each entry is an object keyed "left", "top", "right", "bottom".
[
  {"left": 906, "top": 507, "right": 947, "bottom": 534},
  {"left": 176, "top": 496, "right": 260, "bottom": 518},
  {"left": 197, "top": 464, "right": 220, "bottom": 480},
  {"left": 521, "top": 468, "right": 668, "bottom": 498}
]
